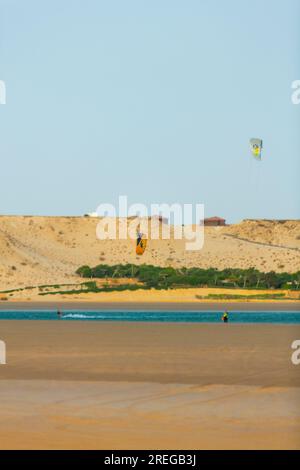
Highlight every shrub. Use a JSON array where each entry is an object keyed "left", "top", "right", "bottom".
[{"left": 76, "top": 265, "right": 93, "bottom": 278}]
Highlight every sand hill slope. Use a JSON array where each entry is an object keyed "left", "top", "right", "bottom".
[
  {"left": 0, "top": 216, "right": 299, "bottom": 290},
  {"left": 224, "top": 219, "right": 300, "bottom": 249}
]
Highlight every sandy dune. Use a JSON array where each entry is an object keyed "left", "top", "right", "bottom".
[
  {"left": 224, "top": 219, "right": 300, "bottom": 249},
  {"left": 0, "top": 216, "right": 299, "bottom": 292}
]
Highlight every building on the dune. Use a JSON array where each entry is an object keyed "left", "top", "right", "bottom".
[
  {"left": 203, "top": 216, "right": 226, "bottom": 227},
  {"left": 84, "top": 212, "right": 99, "bottom": 217},
  {"left": 150, "top": 215, "right": 169, "bottom": 224}
]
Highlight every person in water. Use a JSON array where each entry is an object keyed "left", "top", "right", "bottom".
[
  {"left": 222, "top": 311, "right": 229, "bottom": 323},
  {"left": 57, "top": 309, "right": 62, "bottom": 319}
]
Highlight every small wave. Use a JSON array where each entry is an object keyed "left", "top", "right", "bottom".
[{"left": 63, "top": 314, "right": 104, "bottom": 319}]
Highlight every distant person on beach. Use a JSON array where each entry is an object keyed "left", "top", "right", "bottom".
[
  {"left": 57, "top": 309, "right": 62, "bottom": 319},
  {"left": 222, "top": 311, "right": 229, "bottom": 323}
]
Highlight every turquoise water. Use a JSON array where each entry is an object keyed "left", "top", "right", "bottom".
[{"left": 0, "top": 310, "right": 300, "bottom": 323}]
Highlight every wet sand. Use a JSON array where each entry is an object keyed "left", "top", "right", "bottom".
[{"left": 0, "top": 322, "right": 299, "bottom": 449}]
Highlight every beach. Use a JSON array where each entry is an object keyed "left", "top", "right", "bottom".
[
  {"left": 1, "top": 0, "right": 299, "bottom": 453},
  {"left": 0, "top": 321, "right": 299, "bottom": 449},
  {"left": 1, "top": 300, "right": 300, "bottom": 311}
]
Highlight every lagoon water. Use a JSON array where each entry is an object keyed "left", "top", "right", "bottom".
[{"left": 0, "top": 310, "right": 300, "bottom": 323}]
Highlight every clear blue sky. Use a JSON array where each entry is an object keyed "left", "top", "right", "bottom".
[{"left": 0, "top": 0, "right": 299, "bottom": 222}]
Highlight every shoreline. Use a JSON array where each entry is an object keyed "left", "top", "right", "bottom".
[{"left": 0, "top": 300, "right": 299, "bottom": 311}]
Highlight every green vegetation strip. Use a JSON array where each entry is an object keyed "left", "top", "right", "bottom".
[
  {"left": 0, "top": 282, "right": 93, "bottom": 295},
  {"left": 3, "top": 264, "right": 300, "bottom": 297},
  {"left": 196, "top": 294, "right": 288, "bottom": 300},
  {"left": 76, "top": 264, "right": 300, "bottom": 290}
]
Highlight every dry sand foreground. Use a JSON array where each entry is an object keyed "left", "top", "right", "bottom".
[{"left": 0, "top": 321, "right": 299, "bottom": 449}]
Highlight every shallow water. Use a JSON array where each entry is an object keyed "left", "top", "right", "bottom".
[{"left": 0, "top": 310, "right": 300, "bottom": 323}]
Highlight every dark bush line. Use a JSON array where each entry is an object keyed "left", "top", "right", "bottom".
[
  {"left": 38, "top": 282, "right": 147, "bottom": 296},
  {"left": 76, "top": 264, "right": 300, "bottom": 290}
]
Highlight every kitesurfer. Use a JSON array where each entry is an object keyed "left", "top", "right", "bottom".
[
  {"left": 136, "top": 231, "right": 142, "bottom": 247},
  {"left": 222, "top": 311, "right": 229, "bottom": 323}
]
